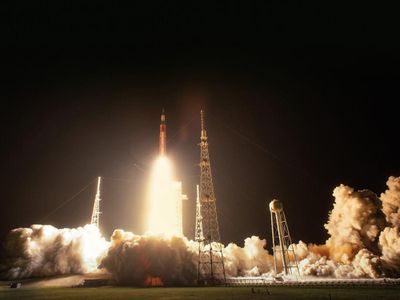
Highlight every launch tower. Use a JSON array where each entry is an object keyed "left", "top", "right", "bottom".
[
  {"left": 91, "top": 176, "right": 102, "bottom": 228},
  {"left": 269, "top": 199, "right": 299, "bottom": 276},
  {"left": 196, "top": 110, "right": 226, "bottom": 285}
]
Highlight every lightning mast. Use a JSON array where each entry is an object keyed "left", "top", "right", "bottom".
[
  {"left": 91, "top": 176, "right": 102, "bottom": 228},
  {"left": 196, "top": 110, "right": 226, "bottom": 285}
]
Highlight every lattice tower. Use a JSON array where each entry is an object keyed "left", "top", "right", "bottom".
[{"left": 197, "top": 110, "right": 226, "bottom": 285}]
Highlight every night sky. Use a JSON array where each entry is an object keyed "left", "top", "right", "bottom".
[{"left": 1, "top": 3, "right": 399, "bottom": 249}]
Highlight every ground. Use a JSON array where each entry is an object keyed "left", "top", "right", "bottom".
[{"left": 0, "top": 286, "right": 399, "bottom": 300}]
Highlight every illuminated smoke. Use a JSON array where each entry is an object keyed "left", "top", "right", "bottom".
[
  {"left": 379, "top": 176, "right": 400, "bottom": 275},
  {"left": 295, "top": 177, "right": 400, "bottom": 278},
  {"left": 297, "top": 241, "right": 382, "bottom": 278},
  {"left": 379, "top": 227, "right": 400, "bottom": 275},
  {"left": 0, "top": 224, "right": 108, "bottom": 280},
  {"left": 99, "top": 232, "right": 275, "bottom": 284},
  {"left": 2, "top": 176, "right": 400, "bottom": 282},
  {"left": 223, "top": 236, "right": 274, "bottom": 277},
  {"left": 99, "top": 229, "right": 197, "bottom": 286},
  {"left": 324, "top": 184, "right": 387, "bottom": 262},
  {"left": 380, "top": 176, "right": 400, "bottom": 227}
]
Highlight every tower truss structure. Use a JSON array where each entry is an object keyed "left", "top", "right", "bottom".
[
  {"left": 195, "top": 184, "right": 204, "bottom": 243},
  {"left": 196, "top": 110, "right": 226, "bottom": 285},
  {"left": 91, "top": 176, "right": 102, "bottom": 228},
  {"left": 269, "top": 199, "right": 299, "bottom": 277}
]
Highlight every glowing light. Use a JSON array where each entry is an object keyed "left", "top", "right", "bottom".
[
  {"left": 79, "top": 224, "right": 109, "bottom": 271},
  {"left": 147, "top": 156, "right": 183, "bottom": 237}
]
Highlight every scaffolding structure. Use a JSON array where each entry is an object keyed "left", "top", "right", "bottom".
[
  {"left": 195, "top": 184, "right": 204, "bottom": 242},
  {"left": 196, "top": 110, "right": 226, "bottom": 285}
]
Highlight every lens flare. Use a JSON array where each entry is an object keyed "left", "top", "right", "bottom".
[{"left": 147, "top": 156, "right": 182, "bottom": 236}]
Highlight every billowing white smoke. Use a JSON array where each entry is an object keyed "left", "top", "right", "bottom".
[
  {"left": 297, "top": 242, "right": 382, "bottom": 278},
  {"left": 295, "top": 177, "right": 400, "bottom": 278},
  {"left": 224, "top": 236, "right": 273, "bottom": 277},
  {"left": 1, "top": 176, "right": 400, "bottom": 282},
  {"left": 99, "top": 229, "right": 198, "bottom": 286},
  {"left": 99, "top": 177, "right": 400, "bottom": 281},
  {"left": 379, "top": 227, "right": 400, "bottom": 275},
  {"left": 0, "top": 224, "right": 109, "bottom": 280},
  {"left": 0, "top": 225, "right": 274, "bottom": 283},
  {"left": 379, "top": 176, "right": 400, "bottom": 275},
  {"left": 324, "top": 185, "right": 386, "bottom": 262},
  {"left": 98, "top": 230, "right": 274, "bottom": 284},
  {"left": 380, "top": 176, "right": 400, "bottom": 227}
]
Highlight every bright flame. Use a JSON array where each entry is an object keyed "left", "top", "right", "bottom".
[
  {"left": 147, "top": 156, "right": 183, "bottom": 237},
  {"left": 79, "top": 224, "right": 110, "bottom": 271}
]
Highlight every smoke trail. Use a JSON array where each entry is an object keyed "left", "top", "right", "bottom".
[{"left": 0, "top": 224, "right": 108, "bottom": 280}]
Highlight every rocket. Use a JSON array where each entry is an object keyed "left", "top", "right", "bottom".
[{"left": 159, "top": 109, "right": 166, "bottom": 155}]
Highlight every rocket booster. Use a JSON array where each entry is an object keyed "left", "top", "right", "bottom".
[{"left": 159, "top": 110, "right": 166, "bottom": 155}]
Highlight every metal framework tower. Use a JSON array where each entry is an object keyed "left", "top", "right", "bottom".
[
  {"left": 196, "top": 110, "right": 226, "bottom": 285},
  {"left": 269, "top": 199, "right": 299, "bottom": 276},
  {"left": 195, "top": 184, "right": 204, "bottom": 243},
  {"left": 91, "top": 176, "right": 102, "bottom": 228}
]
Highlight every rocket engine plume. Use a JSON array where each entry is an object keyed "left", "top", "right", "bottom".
[{"left": 147, "top": 156, "right": 179, "bottom": 236}]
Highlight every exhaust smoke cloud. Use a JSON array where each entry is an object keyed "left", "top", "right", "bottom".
[
  {"left": 1, "top": 176, "right": 400, "bottom": 283},
  {"left": 99, "top": 229, "right": 197, "bottom": 286},
  {"left": 0, "top": 224, "right": 108, "bottom": 280},
  {"left": 293, "top": 177, "right": 400, "bottom": 278}
]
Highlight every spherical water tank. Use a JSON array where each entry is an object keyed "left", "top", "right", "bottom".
[{"left": 269, "top": 199, "right": 283, "bottom": 212}]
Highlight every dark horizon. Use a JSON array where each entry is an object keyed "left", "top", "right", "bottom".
[{"left": 1, "top": 3, "right": 399, "bottom": 250}]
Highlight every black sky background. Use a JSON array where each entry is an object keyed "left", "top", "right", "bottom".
[{"left": 1, "top": 3, "right": 399, "bottom": 250}]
